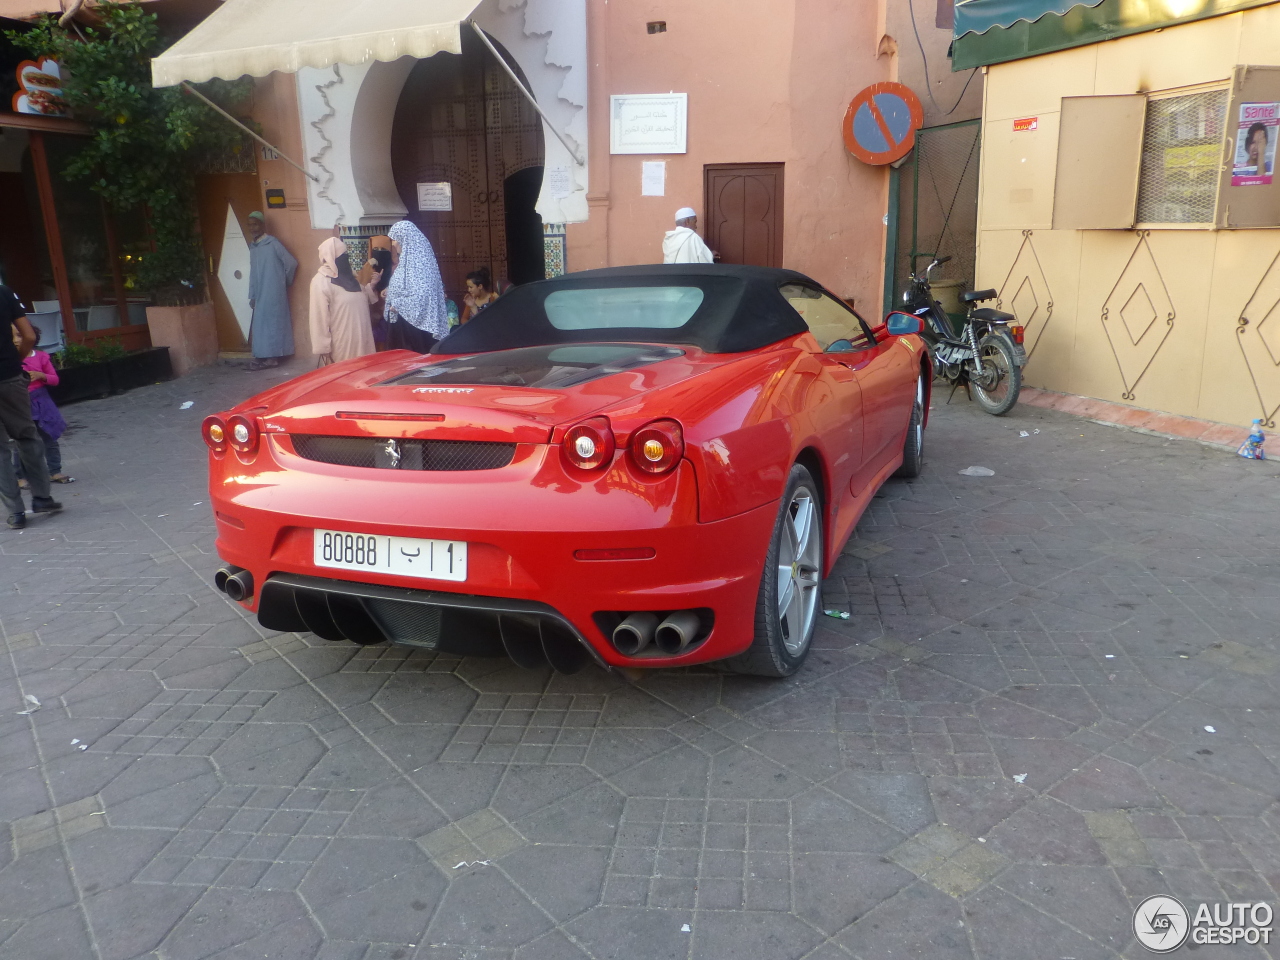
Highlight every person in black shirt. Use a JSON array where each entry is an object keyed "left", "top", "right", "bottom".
[{"left": 0, "top": 286, "right": 61, "bottom": 529}]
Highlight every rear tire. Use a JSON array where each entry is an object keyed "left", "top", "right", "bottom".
[
  {"left": 894, "top": 372, "right": 926, "bottom": 478},
  {"left": 971, "top": 333, "right": 1021, "bottom": 416},
  {"left": 726, "top": 464, "right": 822, "bottom": 678}
]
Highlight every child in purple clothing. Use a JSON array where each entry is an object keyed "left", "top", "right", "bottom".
[{"left": 12, "top": 349, "right": 72, "bottom": 485}]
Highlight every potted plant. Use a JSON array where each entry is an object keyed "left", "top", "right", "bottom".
[
  {"left": 44, "top": 338, "right": 175, "bottom": 403},
  {"left": 98, "top": 337, "right": 174, "bottom": 391},
  {"left": 117, "top": 343, "right": 174, "bottom": 387},
  {"left": 46, "top": 342, "right": 112, "bottom": 405}
]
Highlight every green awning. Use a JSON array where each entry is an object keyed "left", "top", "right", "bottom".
[
  {"left": 954, "top": 0, "right": 1106, "bottom": 38},
  {"left": 953, "top": 0, "right": 1277, "bottom": 70}
]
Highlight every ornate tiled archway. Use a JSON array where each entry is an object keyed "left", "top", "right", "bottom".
[{"left": 294, "top": 0, "right": 588, "bottom": 237}]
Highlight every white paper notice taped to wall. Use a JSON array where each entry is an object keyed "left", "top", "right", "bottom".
[
  {"left": 417, "top": 182, "right": 453, "bottom": 212},
  {"left": 642, "top": 161, "right": 666, "bottom": 196},
  {"left": 547, "top": 166, "right": 573, "bottom": 199}
]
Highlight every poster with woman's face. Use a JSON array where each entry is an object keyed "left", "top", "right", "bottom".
[{"left": 1233, "top": 102, "right": 1280, "bottom": 186}]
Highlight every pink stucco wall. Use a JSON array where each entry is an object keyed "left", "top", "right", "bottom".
[
  {"left": 569, "top": 0, "right": 892, "bottom": 312},
  {"left": 247, "top": 73, "right": 333, "bottom": 360}
]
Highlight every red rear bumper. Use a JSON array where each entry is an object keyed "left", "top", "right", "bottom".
[{"left": 211, "top": 438, "right": 776, "bottom": 666}]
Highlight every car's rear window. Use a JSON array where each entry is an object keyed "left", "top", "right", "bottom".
[
  {"left": 544, "top": 286, "right": 705, "bottom": 330},
  {"left": 432, "top": 270, "right": 809, "bottom": 355}
]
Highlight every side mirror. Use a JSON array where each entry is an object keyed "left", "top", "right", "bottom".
[{"left": 886, "top": 312, "right": 923, "bottom": 336}]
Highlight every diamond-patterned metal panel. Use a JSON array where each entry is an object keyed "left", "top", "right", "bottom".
[
  {"left": 1101, "top": 232, "right": 1176, "bottom": 399},
  {"left": 996, "top": 231, "right": 1054, "bottom": 360}
]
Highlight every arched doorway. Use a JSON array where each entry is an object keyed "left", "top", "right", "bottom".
[{"left": 390, "top": 30, "right": 545, "bottom": 303}]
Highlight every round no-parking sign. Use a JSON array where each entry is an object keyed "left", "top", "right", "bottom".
[{"left": 843, "top": 82, "right": 924, "bottom": 165}]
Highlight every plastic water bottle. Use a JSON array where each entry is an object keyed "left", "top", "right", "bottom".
[
  {"left": 1238, "top": 419, "right": 1267, "bottom": 460},
  {"left": 446, "top": 299, "right": 460, "bottom": 328}
]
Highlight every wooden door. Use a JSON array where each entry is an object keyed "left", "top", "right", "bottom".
[
  {"left": 196, "top": 173, "right": 264, "bottom": 352},
  {"left": 391, "top": 31, "right": 543, "bottom": 303},
  {"left": 704, "top": 163, "right": 784, "bottom": 268}
]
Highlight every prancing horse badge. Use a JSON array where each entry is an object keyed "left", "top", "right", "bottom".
[{"left": 382, "top": 438, "right": 401, "bottom": 469}]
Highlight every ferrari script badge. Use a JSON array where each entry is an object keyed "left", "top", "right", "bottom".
[{"left": 382, "top": 439, "right": 402, "bottom": 469}]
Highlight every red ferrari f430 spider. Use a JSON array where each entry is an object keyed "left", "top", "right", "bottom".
[{"left": 204, "top": 265, "right": 930, "bottom": 676}]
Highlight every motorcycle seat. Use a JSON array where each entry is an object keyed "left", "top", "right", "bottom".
[
  {"left": 971, "top": 307, "right": 1016, "bottom": 323},
  {"left": 961, "top": 288, "right": 997, "bottom": 304}
]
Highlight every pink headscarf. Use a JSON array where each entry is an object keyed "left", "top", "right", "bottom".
[{"left": 317, "top": 237, "right": 346, "bottom": 278}]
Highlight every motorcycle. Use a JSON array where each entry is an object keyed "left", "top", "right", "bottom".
[{"left": 898, "top": 255, "right": 1027, "bottom": 416}]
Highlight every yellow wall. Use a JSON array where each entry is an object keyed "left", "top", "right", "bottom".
[{"left": 976, "top": 5, "right": 1280, "bottom": 426}]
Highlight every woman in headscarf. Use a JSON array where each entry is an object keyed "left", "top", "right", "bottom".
[
  {"left": 385, "top": 220, "right": 450, "bottom": 353},
  {"left": 308, "top": 237, "right": 375, "bottom": 364}
]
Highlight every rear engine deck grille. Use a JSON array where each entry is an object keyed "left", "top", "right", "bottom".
[{"left": 291, "top": 435, "right": 516, "bottom": 471}]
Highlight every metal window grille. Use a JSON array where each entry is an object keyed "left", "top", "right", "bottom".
[
  {"left": 291, "top": 436, "right": 517, "bottom": 471},
  {"left": 1135, "top": 90, "right": 1227, "bottom": 224}
]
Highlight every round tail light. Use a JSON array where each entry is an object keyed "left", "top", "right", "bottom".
[
  {"left": 629, "top": 419, "right": 683, "bottom": 475},
  {"left": 562, "top": 417, "right": 615, "bottom": 471},
  {"left": 201, "top": 415, "right": 228, "bottom": 457},
  {"left": 226, "top": 413, "right": 260, "bottom": 459}
]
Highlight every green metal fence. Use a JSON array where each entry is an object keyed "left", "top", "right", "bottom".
[{"left": 886, "top": 119, "right": 982, "bottom": 314}]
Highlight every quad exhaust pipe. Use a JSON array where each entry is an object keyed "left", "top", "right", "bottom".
[
  {"left": 611, "top": 610, "right": 705, "bottom": 657},
  {"left": 654, "top": 611, "right": 701, "bottom": 655},
  {"left": 612, "top": 612, "right": 660, "bottom": 656},
  {"left": 214, "top": 565, "right": 254, "bottom": 602}
]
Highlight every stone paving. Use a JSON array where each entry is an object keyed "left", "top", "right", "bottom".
[{"left": 2, "top": 362, "right": 1279, "bottom": 959}]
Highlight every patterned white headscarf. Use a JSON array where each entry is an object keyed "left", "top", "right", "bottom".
[{"left": 385, "top": 220, "right": 449, "bottom": 339}]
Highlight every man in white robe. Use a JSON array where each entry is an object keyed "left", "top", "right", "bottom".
[{"left": 662, "top": 207, "right": 715, "bottom": 264}]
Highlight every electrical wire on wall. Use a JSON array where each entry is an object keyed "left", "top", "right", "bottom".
[{"left": 906, "top": 0, "right": 978, "bottom": 116}]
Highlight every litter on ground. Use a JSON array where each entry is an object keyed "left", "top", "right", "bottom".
[
  {"left": 959, "top": 466, "right": 995, "bottom": 477},
  {"left": 180, "top": 401, "right": 194, "bottom": 409}
]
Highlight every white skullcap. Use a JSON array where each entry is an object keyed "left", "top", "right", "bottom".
[{"left": 675, "top": 207, "right": 697, "bottom": 221}]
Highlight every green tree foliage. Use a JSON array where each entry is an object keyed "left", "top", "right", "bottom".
[{"left": 7, "top": 2, "right": 253, "bottom": 304}]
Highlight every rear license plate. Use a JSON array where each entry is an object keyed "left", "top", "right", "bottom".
[{"left": 313, "top": 529, "right": 467, "bottom": 582}]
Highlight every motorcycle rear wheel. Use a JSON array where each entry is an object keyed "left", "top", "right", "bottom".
[{"left": 971, "top": 334, "right": 1021, "bottom": 416}]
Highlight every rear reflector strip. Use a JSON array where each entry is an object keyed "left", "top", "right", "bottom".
[
  {"left": 574, "top": 547, "right": 656, "bottom": 561},
  {"left": 336, "top": 411, "right": 446, "bottom": 422},
  {"left": 215, "top": 512, "right": 245, "bottom": 529}
]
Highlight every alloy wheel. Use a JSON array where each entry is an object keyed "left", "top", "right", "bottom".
[{"left": 776, "top": 485, "right": 821, "bottom": 656}]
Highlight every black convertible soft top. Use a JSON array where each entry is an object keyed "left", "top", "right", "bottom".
[{"left": 433, "top": 264, "right": 816, "bottom": 355}]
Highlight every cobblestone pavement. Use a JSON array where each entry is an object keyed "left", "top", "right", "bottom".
[{"left": 2, "top": 363, "right": 1280, "bottom": 960}]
